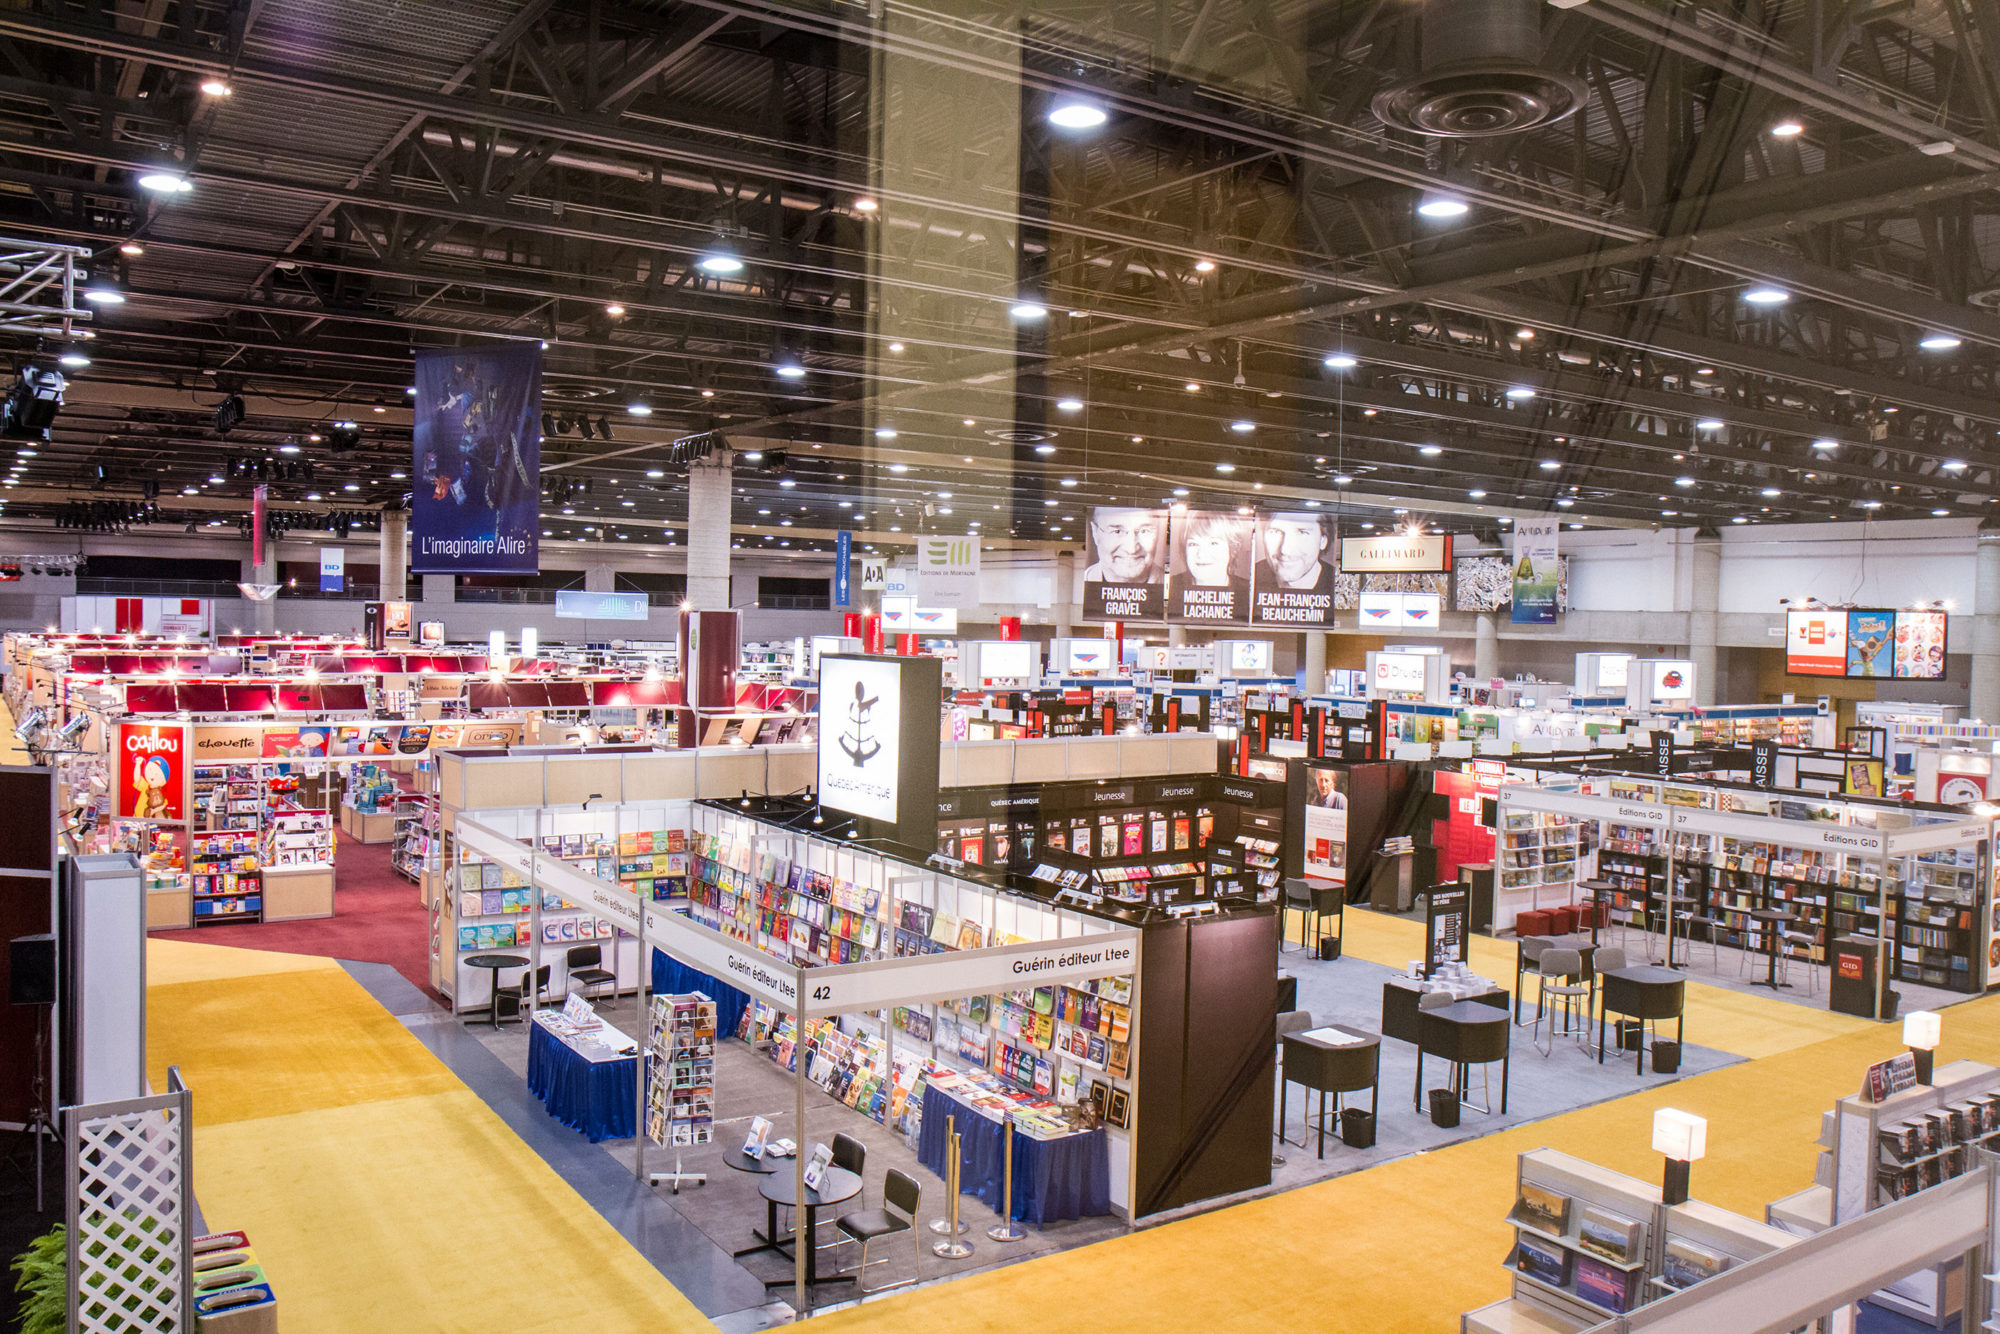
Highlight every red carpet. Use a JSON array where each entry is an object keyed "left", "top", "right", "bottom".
[{"left": 149, "top": 822, "right": 442, "bottom": 1004}]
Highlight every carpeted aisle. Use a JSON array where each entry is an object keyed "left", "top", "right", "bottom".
[{"left": 148, "top": 937, "right": 713, "bottom": 1334}]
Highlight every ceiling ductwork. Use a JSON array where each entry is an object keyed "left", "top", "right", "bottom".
[{"left": 1373, "top": 0, "right": 1586, "bottom": 138}]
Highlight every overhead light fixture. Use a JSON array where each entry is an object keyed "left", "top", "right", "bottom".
[
  {"left": 1193, "top": 258, "right": 1216, "bottom": 273},
  {"left": 1468, "top": 489, "right": 1487, "bottom": 499},
  {"left": 1058, "top": 477, "right": 1078, "bottom": 488},
  {"left": 137, "top": 170, "right": 192, "bottom": 194},
  {"left": 1505, "top": 386, "right": 1535, "bottom": 400},
  {"left": 1515, "top": 328, "right": 1535, "bottom": 341},
  {"left": 1215, "top": 462, "right": 1236, "bottom": 473},
  {"left": 1919, "top": 333, "right": 1962, "bottom": 351},
  {"left": 1696, "top": 418, "right": 1725, "bottom": 431},
  {"left": 887, "top": 462, "right": 908, "bottom": 473},
  {"left": 1055, "top": 397, "right": 1084, "bottom": 412},
  {"left": 1047, "top": 95, "right": 1109, "bottom": 131},
  {"left": 278, "top": 443, "right": 299, "bottom": 455},
  {"left": 1555, "top": 497, "right": 1574, "bottom": 507},
  {"left": 1742, "top": 286, "right": 1790, "bottom": 305},
  {"left": 773, "top": 360, "right": 803, "bottom": 380},
  {"left": 1009, "top": 300, "right": 1048, "bottom": 321},
  {"left": 853, "top": 197, "right": 878, "bottom": 213},
  {"left": 1942, "top": 460, "right": 1968, "bottom": 471},
  {"left": 696, "top": 238, "right": 744, "bottom": 275},
  {"left": 118, "top": 241, "right": 144, "bottom": 257},
  {"left": 1333, "top": 475, "right": 1352, "bottom": 485},
  {"left": 628, "top": 402, "right": 653, "bottom": 417},
  {"left": 875, "top": 427, "right": 898, "bottom": 440},
  {"left": 1034, "top": 443, "right": 1056, "bottom": 455},
  {"left": 1769, "top": 116, "right": 1804, "bottom": 137},
  {"left": 646, "top": 469, "right": 664, "bottom": 479},
  {"left": 1761, "top": 487, "right": 1781, "bottom": 497},
  {"left": 1538, "top": 459, "right": 1559, "bottom": 471},
  {"left": 604, "top": 302, "right": 625, "bottom": 317},
  {"left": 1323, "top": 353, "right": 1357, "bottom": 370},
  {"left": 1416, "top": 193, "right": 1469, "bottom": 219},
  {"left": 83, "top": 284, "right": 125, "bottom": 305},
  {"left": 200, "top": 78, "right": 232, "bottom": 97},
  {"left": 1812, "top": 438, "right": 1838, "bottom": 450},
  {"left": 1934, "top": 508, "right": 1951, "bottom": 517},
  {"left": 1675, "top": 476, "right": 1696, "bottom": 487},
  {"left": 1419, "top": 445, "right": 1442, "bottom": 457},
  {"left": 57, "top": 351, "right": 89, "bottom": 369},
  {"left": 1229, "top": 419, "right": 1255, "bottom": 434}
]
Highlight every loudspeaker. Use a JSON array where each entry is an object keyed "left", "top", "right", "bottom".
[{"left": 9, "top": 933, "right": 54, "bottom": 1006}]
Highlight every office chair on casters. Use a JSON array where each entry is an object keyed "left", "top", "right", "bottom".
[{"left": 835, "top": 1169, "right": 922, "bottom": 1296}]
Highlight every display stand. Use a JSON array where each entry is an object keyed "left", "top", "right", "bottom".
[{"left": 645, "top": 991, "right": 714, "bottom": 1193}]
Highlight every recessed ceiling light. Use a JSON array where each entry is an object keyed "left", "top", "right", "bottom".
[
  {"left": 1468, "top": 489, "right": 1486, "bottom": 499},
  {"left": 1229, "top": 420, "right": 1255, "bottom": 434},
  {"left": 1696, "top": 418, "right": 1725, "bottom": 431},
  {"left": 627, "top": 402, "right": 652, "bottom": 416},
  {"left": 1538, "top": 459, "right": 1559, "bottom": 471},
  {"left": 1009, "top": 300, "right": 1048, "bottom": 321},
  {"left": 853, "top": 197, "right": 878, "bottom": 213},
  {"left": 1770, "top": 117, "right": 1805, "bottom": 137},
  {"left": 1047, "top": 96, "right": 1109, "bottom": 130},
  {"left": 1059, "top": 477, "right": 1078, "bottom": 487},
  {"left": 1761, "top": 487, "right": 1781, "bottom": 497},
  {"left": 1056, "top": 397, "right": 1084, "bottom": 412},
  {"left": 1675, "top": 476, "right": 1695, "bottom": 487},
  {"left": 1742, "top": 286, "right": 1790, "bottom": 305},
  {"left": 1920, "top": 333, "right": 1962, "bottom": 351},
  {"left": 1194, "top": 258, "right": 1216, "bottom": 273},
  {"left": 1505, "top": 387, "right": 1535, "bottom": 400},
  {"left": 1934, "top": 508, "right": 1952, "bottom": 516},
  {"left": 1419, "top": 445, "right": 1442, "bottom": 456},
  {"left": 1416, "top": 193, "right": 1469, "bottom": 219},
  {"left": 1556, "top": 498, "right": 1574, "bottom": 507},
  {"left": 875, "top": 427, "right": 898, "bottom": 439},
  {"left": 1215, "top": 462, "right": 1236, "bottom": 473},
  {"left": 137, "top": 171, "right": 192, "bottom": 194},
  {"left": 118, "top": 241, "right": 144, "bottom": 257},
  {"left": 1323, "top": 353, "right": 1357, "bottom": 370}
]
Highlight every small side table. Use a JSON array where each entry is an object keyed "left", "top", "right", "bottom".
[{"left": 463, "top": 952, "right": 528, "bottom": 1027}]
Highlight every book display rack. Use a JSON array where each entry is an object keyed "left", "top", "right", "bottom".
[
  {"left": 1466, "top": 1148, "right": 1792, "bottom": 1333},
  {"left": 1494, "top": 807, "right": 1580, "bottom": 931},
  {"left": 391, "top": 795, "right": 438, "bottom": 882},
  {"left": 1769, "top": 1060, "right": 2000, "bottom": 1325},
  {"left": 647, "top": 992, "right": 717, "bottom": 1148},
  {"left": 187, "top": 828, "right": 261, "bottom": 923},
  {"left": 262, "top": 807, "right": 332, "bottom": 870}
]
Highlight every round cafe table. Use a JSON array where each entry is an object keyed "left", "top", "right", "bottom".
[
  {"left": 462, "top": 952, "right": 528, "bottom": 1028},
  {"left": 1750, "top": 908, "right": 1794, "bottom": 990},
  {"left": 740, "top": 1166, "right": 863, "bottom": 1292}
]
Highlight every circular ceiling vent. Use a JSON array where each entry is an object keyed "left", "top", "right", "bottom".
[
  {"left": 1374, "top": 64, "right": 1586, "bottom": 137},
  {"left": 1373, "top": 0, "right": 1584, "bottom": 138},
  {"left": 985, "top": 426, "right": 1057, "bottom": 444}
]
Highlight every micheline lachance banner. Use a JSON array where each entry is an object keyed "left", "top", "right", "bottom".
[{"left": 411, "top": 344, "right": 542, "bottom": 574}]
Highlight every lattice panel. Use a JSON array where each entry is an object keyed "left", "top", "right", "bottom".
[{"left": 70, "top": 1103, "right": 188, "bottom": 1333}]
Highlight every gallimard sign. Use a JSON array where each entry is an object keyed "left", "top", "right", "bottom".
[{"left": 1340, "top": 533, "right": 1453, "bottom": 574}]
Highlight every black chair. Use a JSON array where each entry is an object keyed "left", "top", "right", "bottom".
[
  {"left": 494, "top": 964, "right": 551, "bottom": 1024},
  {"left": 1274, "top": 1009, "right": 1313, "bottom": 1150},
  {"left": 819, "top": 1132, "right": 869, "bottom": 1250},
  {"left": 1280, "top": 878, "right": 1313, "bottom": 952},
  {"left": 834, "top": 1169, "right": 921, "bottom": 1296},
  {"left": 565, "top": 945, "right": 617, "bottom": 1000}
]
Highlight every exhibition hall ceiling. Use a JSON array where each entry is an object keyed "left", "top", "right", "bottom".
[{"left": 0, "top": 0, "right": 1997, "bottom": 555}]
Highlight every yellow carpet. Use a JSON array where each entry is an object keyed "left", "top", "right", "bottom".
[
  {"left": 1329, "top": 905, "right": 1871, "bottom": 1058},
  {"left": 146, "top": 938, "right": 714, "bottom": 1334}
]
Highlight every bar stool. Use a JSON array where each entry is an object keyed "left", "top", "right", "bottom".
[
  {"left": 1532, "top": 949, "right": 1589, "bottom": 1056},
  {"left": 1274, "top": 1009, "right": 1313, "bottom": 1151},
  {"left": 1279, "top": 879, "right": 1314, "bottom": 953},
  {"left": 1782, "top": 929, "right": 1822, "bottom": 995},
  {"left": 1587, "top": 946, "right": 1628, "bottom": 1018}
]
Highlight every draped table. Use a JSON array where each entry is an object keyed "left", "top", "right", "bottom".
[
  {"left": 915, "top": 1082, "right": 1111, "bottom": 1225},
  {"left": 526, "top": 1011, "right": 639, "bottom": 1142}
]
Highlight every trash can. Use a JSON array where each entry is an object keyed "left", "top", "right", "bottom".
[
  {"left": 1340, "top": 1107, "right": 1376, "bottom": 1149},
  {"left": 1652, "top": 1040, "right": 1681, "bottom": 1074},
  {"left": 1616, "top": 1019, "right": 1643, "bottom": 1051},
  {"left": 1317, "top": 935, "right": 1341, "bottom": 962},
  {"left": 1428, "top": 1088, "right": 1460, "bottom": 1129}
]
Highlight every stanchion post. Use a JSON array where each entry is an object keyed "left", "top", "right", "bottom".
[
  {"left": 987, "top": 1111, "right": 1025, "bottom": 1242},
  {"left": 932, "top": 1125, "right": 973, "bottom": 1258}
]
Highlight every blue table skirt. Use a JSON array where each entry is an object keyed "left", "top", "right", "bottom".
[
  {"left": 526, "top": 1020, "right": 638, "bottom": 1142},
  {"left": 651, "top": 950, "right": 752, "bottom": 1040},
  {"left": 915, "top": 1084, "right": 1111, "bottom": 1225}
]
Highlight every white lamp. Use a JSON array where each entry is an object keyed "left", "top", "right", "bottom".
[
  {"left": 1652, "top": 1107, "right": 1707, "bottom": 1205},
  {"left": 487, "top": 629, "right": 508, "bottom": 672},
  {"left": 1904, "top": 1010, "right": 1942, "bottom": 1084},
  {"left": 520, "top": 625, "right": 538, "bottom": 662}
]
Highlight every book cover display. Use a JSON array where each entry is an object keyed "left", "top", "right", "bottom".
[
  {"left": 1572, "top": 1256, "right": 1637, "bottom": 1314},
  {"left": 1576, "top": 1206, "right": 1642, "bottom": 1265},
  {"left": 1511, "top": 1182, "right": 1572, "bottom": 1235}
]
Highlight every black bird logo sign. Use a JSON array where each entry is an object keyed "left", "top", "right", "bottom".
[{"left": 839, "top": 679, "right": 881, "bottom": 766}]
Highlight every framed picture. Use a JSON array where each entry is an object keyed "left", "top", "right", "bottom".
[
  {"left": 1105, "top": 1087, "right": 1131, "bottom": 1130},
  {"left": 1087, "top": 1079, "right": 1110, "bottom": 1119}
]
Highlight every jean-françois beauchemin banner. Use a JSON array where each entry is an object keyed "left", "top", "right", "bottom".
[{"left": 411, "top": 344, "right": 542, "bottom": 574}]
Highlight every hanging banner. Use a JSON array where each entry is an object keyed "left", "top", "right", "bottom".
[
  {"left": 1082, "top": 506, "right": 1167, "bottom": 620},
  {"left": 915, "top": 533, "right": 979, "bottom": 609},
  {"left": 115, "top": 721, "right": 188, "bottom": 822},
  {"left": 833, "top": 530, "right": 853, "bottom": 608},
  {"left": 1339, "top": 533, "right": 1451, "bottom": 573},
  {"left": 411, "top": 344, "right": 541, "bottom": 574},
  {"left": 1169, "top": 511, "right": 1253, "bottom": 624},
  {"left": 319, "top": 546, "right": 345, "bottom": 593},
  {"left": 1252, "top": 512, "right": 1337, "bottom": 627},
  {"left": 251, "top": 485, "right": 267, "bottom": 569},
  {"left": 1511, "top": 519, "right": 1559, "bottom": 625},
  {"left": 860, "top": 557, "right": 887, "bottom": 590}
]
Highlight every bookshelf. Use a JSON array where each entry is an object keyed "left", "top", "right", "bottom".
[
  {"left": 1496, "top": 809, "right": 1580, "bottom": 931},
  {"left": 188, "top": 828, "right": 261, "bottom": 924},
  {"left": 392, "top": 795, "right": 439, "bottom": 883}
]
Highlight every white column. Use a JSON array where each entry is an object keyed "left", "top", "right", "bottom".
[
  {"left": 1473, "top": 613, "right": 1499, "bottom": 680},
  {"left": 378, "top": 509, "right": 408, "bottom": 599},
  {"left": 1973, "top": 520, "right": 2000, "bottom": 723},
  {"left": 1053, "top": 552, "right": 1076, "bottom": 635},
  {"left": 686, "top": 451, "right": 733, "bottom": 610},
  {"left": 1302, "top": 631, "right": 1327, "bottom": 692},
  {"left": 1688, "top": 527, "right": 1721, "bottom": 707}
]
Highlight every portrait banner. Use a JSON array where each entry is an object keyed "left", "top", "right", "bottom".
[
  {"left": 1081, "top": 506, "right": 1168, "bottom": 620},
  {"left": 412, "top": 344, "right": 541, "bottom": 574},
  {"left": 1169, "top": 511, "right": 1254, "bottom": 623},
  {"left": 1252, "top": 511, "right": 1337, "bottom": 627}
]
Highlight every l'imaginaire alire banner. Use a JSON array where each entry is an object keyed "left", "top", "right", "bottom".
[{"left": 411, "top": 344, "right": 541, "bottom": 574}]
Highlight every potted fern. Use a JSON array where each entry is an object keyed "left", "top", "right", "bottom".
[{"left": 11, "top": 1225, "right": 64, "bottom": 1334}]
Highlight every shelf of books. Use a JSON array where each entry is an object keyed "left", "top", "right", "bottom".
[
  {"left": 1466, "top": 1148, "right": 1791, "bottom": 1334},
  {"left": 391, "top": 795, "right": 439, "bottom": 883},
  {"left": 187, "top": 828, "right": 261, "bottom": 924},
  {"left": 1495, "top": 808, "right": 1581, "bottom": 932},
  {"left": 262, "top": 807, "right": 332, "bottom": 870}
]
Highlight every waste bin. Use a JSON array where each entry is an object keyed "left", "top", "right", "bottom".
[
  {"left": 1652, "top": 1040, "right": 1681, "bottom": 1074},
  {"left": 1317, "top": 934, "right": 1341, "bottom": 962},
  {"left": 1340, "top": 1107, "right": 1376, "bottom": 1149},
  {"left": 1830, "top": 934, "right": 1888, "bottom": 1019},
  {"left": 1428, "top": 1088, "right": 1460, "bottom": 1128}
]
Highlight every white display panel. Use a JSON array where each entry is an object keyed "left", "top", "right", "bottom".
[
  {"left": 1786, "top": 608, "right": 1848, "bottom": 677},
  {"left": 1357, "top": 591, "right": 1442, "bottom": 629},
  {"left": 1220, "top": 639, "right": 1273, "bottom": 674},
  {"left": 1650, "top": 659, "right": 1694, "bottom": 702},
  {"left": 1372, "top": 651, "right": 1428, "bottom": 694},
  {"left": 817, "top": 656, "right": 907, "bottom": 824},
  {"left": 974, "top": 641, "right": 1035, "bottom": 680}
]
